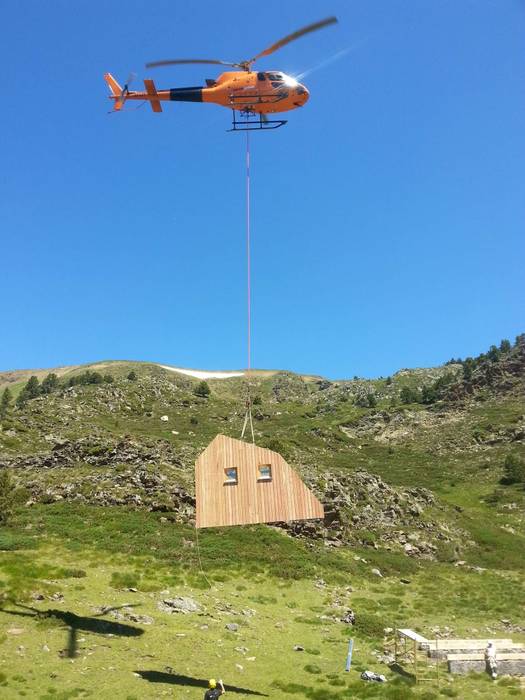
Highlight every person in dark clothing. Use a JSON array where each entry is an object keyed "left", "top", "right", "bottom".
[{"left": 204, "top": 678, "right": 225, "bottom": 699}]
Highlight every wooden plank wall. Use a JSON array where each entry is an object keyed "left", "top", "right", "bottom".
[{"left": 195, "top": 434, "right": 324, "bottom": 528}]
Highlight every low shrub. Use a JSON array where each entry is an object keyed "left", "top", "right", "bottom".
[
  {"left": 59, "top": 568, "right": 87, "bottom": 579},
  {"left": 109, "top": 571, "right": 140, "bottom": 589},
  {"left": 352, "top": 611, "right": 385, "bottom": 638},
  {"left": 0, "top": 532, "right": 35, "bottom": 551},
  {"left": 304, "top": 663, "right": 322, "bottom": 674},
  {"left": 501, "top": 453, "right": 525, "bottom": 485}
]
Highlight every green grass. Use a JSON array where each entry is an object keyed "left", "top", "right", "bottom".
[
  {"left": 8, "top": 503, "right": 360, "bottom": 587},
  {"left": 1, "top": 358, "right": 524, "bottom": 697},
  {"left": 0, "top": 503, "right": 523, "bottom": 699}
]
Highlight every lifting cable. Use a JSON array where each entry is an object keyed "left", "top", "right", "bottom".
[
  {"left": 240, "top": 131, "right": 255, "bottom": 443},
  {"left": 196, "top": 132, "right": 254, "bottom": 589}
]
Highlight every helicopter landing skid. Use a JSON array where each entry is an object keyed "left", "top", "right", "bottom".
[{"left": 228, "top": 108, "right": 287, "bottom": 132}]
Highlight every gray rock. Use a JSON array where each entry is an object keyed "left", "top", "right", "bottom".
[
  {"left": 340, "top": 610, "right": 355, "bottom": 625},
  {"left": 127, "top": 613, "right": 154, "bottom": 625},
  {"left": 158, "top": 596, "right": 200, "bottom": 614}
]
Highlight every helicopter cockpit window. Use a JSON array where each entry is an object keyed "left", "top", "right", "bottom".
[
  {"left": 257, "top": 72, "right": 266, "bottom": 81},
  {"left": 267, "top": 73, "right": 283, "bottom": 82}
]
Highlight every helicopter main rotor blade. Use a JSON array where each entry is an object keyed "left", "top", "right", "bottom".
[
  {"left": 248, "top": 16, "right": 338, "bottom": 65},
  {"left": 146, "top": 58, "right": 238, "bottom": 69}
]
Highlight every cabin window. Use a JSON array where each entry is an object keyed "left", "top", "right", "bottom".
[
  {"left": 257, "top": 72, "right": 266, "bottom": 81},
  {"left": 267, "top": 73, "right": 283, "bottom": 82},
  {"left": 258, "top": 464, "right": 272, "bottom": 481},
  {"left": 224, "top": 467, "right": 238, "bottom": 485}
]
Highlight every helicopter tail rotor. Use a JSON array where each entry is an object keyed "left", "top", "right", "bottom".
[{"left": 104, "top": 72, "right": 136, "bottom": 111}]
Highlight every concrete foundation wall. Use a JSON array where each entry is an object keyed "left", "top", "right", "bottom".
[
  {"left": 432, "top": 647, "right": 521, "bottom": 660},
  {"left": 448, "top": 658, "right": 525, "bottom": 676}
]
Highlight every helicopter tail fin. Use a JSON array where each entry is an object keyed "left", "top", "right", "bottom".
[
  {"left": 144, "top": 79, "right": 163, "bottom": 112},
  {"left": 104, "top": 73, "right": 125, "bottom": 110}
]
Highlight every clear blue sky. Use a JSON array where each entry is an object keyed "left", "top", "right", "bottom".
[{"left": 2, "top": 0, "right": 524, "bottom": 378}]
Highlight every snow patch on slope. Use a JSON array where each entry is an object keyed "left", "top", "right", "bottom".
[{"left": 159, "top": 365, "right": 245, "bottom": 380}]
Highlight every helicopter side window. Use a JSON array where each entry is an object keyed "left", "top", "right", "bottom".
[
  {"left": 267, "top": 73, "right": 283, "bottom": 82},
  {"left": 257, "top": 72, "right": 266, "bottom": 81}
]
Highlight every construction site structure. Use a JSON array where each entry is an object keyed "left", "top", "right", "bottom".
[{"left": 392, "top": 628, "right": 525, "bottom": 680}]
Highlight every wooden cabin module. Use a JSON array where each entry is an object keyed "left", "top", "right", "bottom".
[{"left": 195, "top": 434, "right": 324, "bottom": 528}]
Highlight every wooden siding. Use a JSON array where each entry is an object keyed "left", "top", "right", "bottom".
[{"left": 195, "top": 434, "right": 324, "bottom": 528}]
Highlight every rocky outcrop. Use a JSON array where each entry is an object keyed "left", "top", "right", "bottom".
[
  {"left": 24, "top": 467, "right": 194, "bottom": 516},
  {"left": 1, "top": 435, "right": 185, "bottom": 471},
  {"left": 2, "top": 436, "right": 195, "bottom": 516},
  {"left": 339, "top": 409, "right": 464, "bottom": 444},
  {"left": 284, "top": 471, "right": 465, "bottom": 560},
  {"left": 446, "top": 339, "right": 525, "bottom": 402},
  {"left": 271, "top": 373, "right": 310, "bottom": 403}
]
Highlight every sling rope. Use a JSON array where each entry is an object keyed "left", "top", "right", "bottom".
[
  {"left": 194, "top": 524, "right": 213, "bottom": 589},
  {"left": 240, "top": 131, "right": 255, "bottom": 443}
]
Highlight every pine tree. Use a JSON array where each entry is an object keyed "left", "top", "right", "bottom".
[
  {"left": 127, "top": 371, "right": 137, "bottom": 381},
  {"left": 16, "top": 389, "right": 27, "bottom": 408},
  {"left": 487, "top": 345, "right": 500, "bottom": 363},
  {"left": 499, "top": 339, "right": 511, "bottom": 353},
  {"left": 462, "top": 358, "right": 474, "bottom": 381},
  {"left": 41, "top": 373, "right": 59, "bottom": 394},
  {"left": 194, "top": 381, "right": 211, "bottom": 398},
  {"left": 0, "top": 387, "right": 12, "bottom": 418},
  {"left": 16, "top": 376, "right": 40, "bottom": 407},
  {"left": 25, "top": 376, "right": 41, "bottom": 398}
]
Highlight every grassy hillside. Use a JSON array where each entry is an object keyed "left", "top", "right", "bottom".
[{"left": 0, "top": 337, "right": 524, "bottom": 698}]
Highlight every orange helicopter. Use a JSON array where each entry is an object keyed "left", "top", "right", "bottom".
[{"left": 104, "top": 16, "right": 337, "bottom": 130}]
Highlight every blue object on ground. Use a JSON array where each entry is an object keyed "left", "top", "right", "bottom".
[{"left": 345, "top": 638, "right": 354, "bottom": 672}]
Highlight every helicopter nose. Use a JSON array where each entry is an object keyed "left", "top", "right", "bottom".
[{"left": 296, "top": 84, "right": 309, "bottom": 103}]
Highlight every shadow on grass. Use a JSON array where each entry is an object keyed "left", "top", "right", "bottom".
[
  {"left": 136, "top": 670, "right": 268, "bottom": 696},
  {"left": 388, "top": 662, "right": 415, "bottom": 681},
  {"left": 1, "top": 604, "right": 144, "bottom": 658},
  {"left": 3, "top": 604, "right": 145, "bottom": 636}
]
